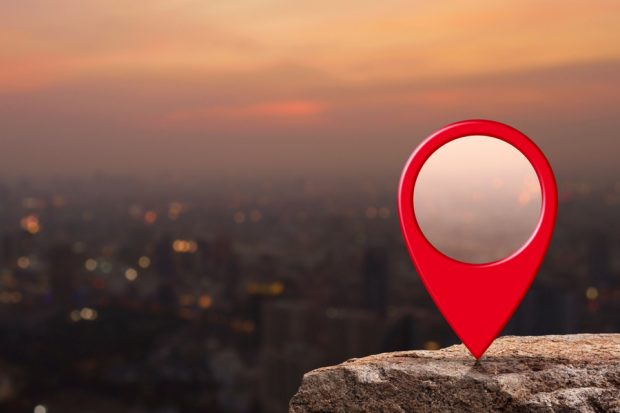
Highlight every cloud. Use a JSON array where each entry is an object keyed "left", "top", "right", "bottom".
[
  {"left": 4, "top": 0, "right": 620, "bottom": 94},
  {"left": 158, "top": 100, "right": 326, "bottom": 127}
]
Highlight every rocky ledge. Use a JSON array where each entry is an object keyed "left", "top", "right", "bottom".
[{"left": 289, "top": 334, "right": 620, "bottom": 413}]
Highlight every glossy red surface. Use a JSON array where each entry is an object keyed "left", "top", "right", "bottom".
[{"left": 398, "top": 120, "right": 557, "bottom": 359}]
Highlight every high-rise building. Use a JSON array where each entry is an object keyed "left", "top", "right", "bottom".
[
  {"left": 382, "top": 314, "right": 417, "bottom": 352},
  {"left": 49, "top": 244, "right": 78, "bottom": 308},
  {"left": 0, "top": 234, "right": 16, "bottom": 268},
  {"left": 258, "top": 301, "right": 385, "bottom": 413},
  {"left": 507, "top": 283, "right": 578, "bottom": 335},
  {"left": 588, "top": 233, "right": 612, "bottom": 288},
  {"left": 155, "top": 233, "right": 176, "bottom": 279},
  {"left": 362, "top": 245, "right": 388, "bottom": 316}
]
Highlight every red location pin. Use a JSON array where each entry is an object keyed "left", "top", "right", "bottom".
[{"left": 398, "top": 120, "right": 557, "bottom": 359}]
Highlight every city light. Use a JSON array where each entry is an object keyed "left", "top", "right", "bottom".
[
  {"left": 34, "top": 404, "right": 47, "bottom": 413},
  {"left": 138, "top": 256, "right": 151, "bottom": 268},
  {"left": 269, "top": 281, "right": 284, "bottom": 295},
  {"left": 84, "top": 258, "right": 97, "bottom": 271},
  {"left": 69, "top": 310, "right": 81, "bottom": 322},
  {"left": 585, "top": 287, "right": 599, "bottom": 301},
  {"left": 246, "top": 282, "right": 285, "bottom": 296},
  {"left": 144, "top": 210, "right": 157, "bottom": 225},
  {"left": 168, "top": 202, "right": 184, "bottom": 220},
  {"left": 17, "top": 256, "right": 31, "bottom": 269},
  {"left": 188, "top": 241, "right": 198, "bottom": 253},
  {"left": 79, "top": 307, "right": 98, "bottom": 321},
  {"left": 198, "top": 294, "right": 213, "bottom": 309},
  {"left": 125, "top": 268, "right": 138, "bottom": 281},
  {"left": 0, "top": 273, "right": 17, "bottom": 289},
  {"left": 423, "top": 341, "right": 441, "bottom": 350},
  {"left": 2, "top": 176, "right": 620, "bottom": 410},
  {"left": 172, "top": 240, "right": 198, "bottom": 253},
  {"left": 20, "top": 214, "right": 41, "bottom": 234}
]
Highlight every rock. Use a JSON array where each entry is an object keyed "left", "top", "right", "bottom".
[{"left": 289, "top": 334, "right": 620, "bottom": 413}]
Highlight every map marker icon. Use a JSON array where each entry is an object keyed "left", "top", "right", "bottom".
[{"left": 398, "top": 120, "right": 557, "bottom": 359}]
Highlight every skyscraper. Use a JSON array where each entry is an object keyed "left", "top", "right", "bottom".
[
  {"left": 49, "top": 244, "right": 77, "bottom": 308},
  {"left": 362, "top": 245, "right": 388, "bottom": 316},
  {"left": 588, "top": 233, "right": 612, "bottom": 288}
]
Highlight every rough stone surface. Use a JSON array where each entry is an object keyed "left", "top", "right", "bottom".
[{"left": 289, "top": 334, "right": 620, "bottom": 413}]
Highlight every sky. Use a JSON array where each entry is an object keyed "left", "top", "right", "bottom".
[{"left": 1, "top": 0, "right": 620, "bottom": 182}]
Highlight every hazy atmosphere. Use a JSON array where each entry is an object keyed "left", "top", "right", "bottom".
[
  {"left": 1, "top": 2, "right": 619, "bottom": 413},
  {"left": 414, "top": 136, "right": 542, "bottom": 263},
  {"left": 2, "top": 0, "right": 620, "bottom": 181}
]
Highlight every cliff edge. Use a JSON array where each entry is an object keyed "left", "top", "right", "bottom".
[{"left": 289, "top": 334, "right": 620, "bottom": 413}]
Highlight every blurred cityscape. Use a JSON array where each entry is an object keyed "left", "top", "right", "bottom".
[{"left": 0, "top": 175, "right": 619, "bottom": 413}]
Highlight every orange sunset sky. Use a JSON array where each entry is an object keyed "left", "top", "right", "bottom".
[{"left": 1, "top": 0, "right": 620, "bottom": 180}]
